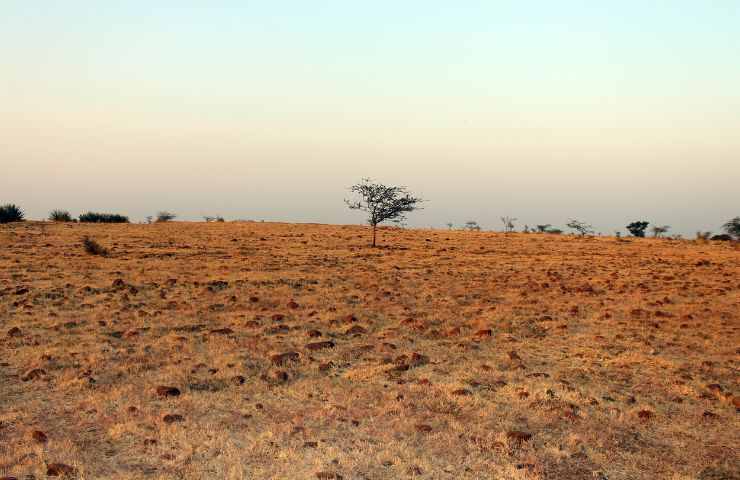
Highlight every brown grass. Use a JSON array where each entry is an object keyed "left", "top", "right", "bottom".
[{"left": 1, "top": 222, "right": 738, "bottom": 479}]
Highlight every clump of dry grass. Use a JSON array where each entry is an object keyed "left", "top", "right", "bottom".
[{"left": 81, "top": 236, "right": 108, "bottom": 256}]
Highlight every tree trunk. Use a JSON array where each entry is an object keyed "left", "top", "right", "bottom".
[{"left": 372, "top": 224, "right": 377, "bottom": 247}]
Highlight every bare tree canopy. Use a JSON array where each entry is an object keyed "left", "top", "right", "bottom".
[
  {"left": 346, "top": 178, "right": 423, "bottom": 247},
  {"left": 566, "top": 219, "right": 594, "bottom": 236},
  {"left": 501, "top": 216, "right": 517, "bottom": 233}
]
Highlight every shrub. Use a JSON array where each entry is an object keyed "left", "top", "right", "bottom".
[
  {"left": 0, "top": 204, "right": 25, "bottom": 223},
  {"left": 78, "top": 212, "right": 129, "bottom": 223},
  {"left": 204, "top": 216, "right": 226, "bottom": 222},
  {"left": 651, "top": 225, "right": 670, "bottom": 238},
  {"left": 464, "top": 221, "right": 481, "bottom": 231},
  {"left": 156, "top": 211, "right": 176, "bottom": 222},
  {"left": 626, "top": 221, "right": 649, "bottom": 237},
  {"left": 82, "top": 236, "right": 108, "bottom": 256},
  {"left": 49, "top": 210, "right": 73, "bottom": 222},
  {"left": 696, "top": 231, "right": 712, "bottom": 241},
  {"left": 711, "top": 234, "right": 733, "bottom": 241},
  {"left": 501, "top": 216, "right": 517, "bottom": 233},
  {"left": 566, "top": 219, "right": 594, "bottom": 236},
  {"left": 722, "top": 217, "right": 740, "bottom": 239}
]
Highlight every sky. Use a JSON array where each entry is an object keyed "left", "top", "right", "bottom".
[{"left": 2, "top": 1, "right": 739, "bottom": 235}]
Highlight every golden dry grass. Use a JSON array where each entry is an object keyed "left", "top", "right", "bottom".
[{"left": 1, "top": 221, "right": 738, "bottom": 480}]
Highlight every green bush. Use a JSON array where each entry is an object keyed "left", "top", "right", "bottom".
[
  {"left": 0, "top": 204, "right": 25, "bottom": 223},
  {"left": 49, "top": 210, "right": 73, "bottom": 222},
  {"left": 78, "top": 212, "right": 129, "bottom": 223},
  {"left": 626, "top": 221, "right": 649, "bottom": 237}
]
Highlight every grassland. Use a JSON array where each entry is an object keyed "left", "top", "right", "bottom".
[{"left": 1, "top": 221, "right": 738, "bottom": 479}]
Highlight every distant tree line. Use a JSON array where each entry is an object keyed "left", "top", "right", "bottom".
[{"left": 3, "top": 195, "right": 739, "bottom": 247}]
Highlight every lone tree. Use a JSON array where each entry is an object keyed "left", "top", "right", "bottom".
[
  {"left": 501, "top": 216, "right": 517, "bottom": 233},
  {"left": 722, "top": 217, "right": 740, "bottom": 239},
  {"left": 566, "top": 219, "right": 594, "bottom": 236},
  {"left": 651, "top": 225, "right": 670, "bottom": 238},
  {"left": 346, "top": 178, "right": 422, "bottom": 247},
  {"left": 626, "top": 221, "right": 649, "bottom": 237}
]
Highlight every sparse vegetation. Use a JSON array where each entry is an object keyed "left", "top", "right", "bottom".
[
  {"left": 464, "top": 221, "right": 481, "bottom": 231},
  {"left": 204, "top": 215, "right": 226, "bottom": 222},
  {"left": 48, "top": 210, "right": 73, "bottom": 222},
  {"left": 722, "top": 216, "right": 740, "bottom": 239},
  {"left": 81, "top": 236, "right": 108, "bottom": 255},
  {"left": 500, "top": 216, "right": 517, "bottom": 233},
  {"left": 566, "top": 219, "right": 594, "bottom": 236},
  {"left": 696, "top": 231, "right": 712, "bottom": 241},
  {"left": 711, "top": 233, "right": 733, "bottom": 241},
  {"left": 156, "top": 211, "right": 177, "bottom": 222},
  {"left": 78, "top": 212, "right": 129, "bottom": 223},
  {"left": 652, "top": 225, "right": 671, "bottom": 238},
  {"left": 346, "top": 178, "right": 422, "bottom": 246},
  {"left": 626, "top": 221, "right": 649, "bottom": 237},
  {"left": 0, "top": 203, "right": 25, "bottom": 223}
]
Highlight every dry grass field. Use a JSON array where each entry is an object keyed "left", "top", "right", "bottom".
[{"left": 1, "top": 221, "right": 738, "bottom": 480}]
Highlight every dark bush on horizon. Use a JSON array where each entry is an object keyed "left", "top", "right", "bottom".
[
  {"left": 156, "top": 211, "right": 176, "bottom": 222},
  {"left": 78, "top": 212, "right": 129, "bottom": 223},
  {"left": 711, "top": 234, "right": 733, "bottom": 241},
  {"left": 723, "top": 217, "right": 740, "bottom": 239},
  {"left": 49, "top": 210, "right": 73, "bottom": 222},
  {"left": 0, "top": 204, "right": 25, "bottom": 223},
  {"left": 626, "top": 221, "right": 649, "bottom": 237}
]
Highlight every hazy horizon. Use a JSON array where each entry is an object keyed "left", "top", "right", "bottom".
[{"left": 2, "top": 2, "right": 739, "bottom": 236}]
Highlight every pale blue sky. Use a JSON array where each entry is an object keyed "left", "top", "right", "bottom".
[{"left": 2, "top": 1, "right": 739, "bottom": 234}]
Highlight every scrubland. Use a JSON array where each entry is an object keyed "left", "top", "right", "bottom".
[{"left": 1, "top": 222, "right": 738, "bottom": 479}]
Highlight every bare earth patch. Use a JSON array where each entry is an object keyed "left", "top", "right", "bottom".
[{"left": 0, "top": 222, "right": 738, "bottom": 479}]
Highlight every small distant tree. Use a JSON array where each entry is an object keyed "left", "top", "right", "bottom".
[
  {"left": 626, "top": 221, "right": 649, "bottom": 237},
  {"left": 49, "top": 210, "right": 73, "bottom": 222},
  {"left": 536, "top": 224, "right": 552, "bottom": 233},
  {"left": 651, "top": 225, "right": 670, "bottom": 238},
  {"left": 501, "top": 216, "right": 517, "bottom": 233},
  {"left": 566, "top": 219, "right": 594, "bottom": 236},
  {"left": 696, "top": 231, "right": 712, "bottom": 241},
  {"left": 722, "top": 217, "right": 740, "bottom": 239},
  {"left": 0, "top": 204, "right": 25, "bottom": 224},
  {"left": 145, "top": 216, "right": 153, "bottom": 224},
  {"left": 446, "top": 222, "right": 454, "bottom": 230},
  {"left": 464, "top": 221, "right": 481, "bottom": 231},
  {"left": 156, "top": 211, "right": 176, "bottom": 222},
  {"left": 346, "top": 178, "right": 422, "bottom": 247}
]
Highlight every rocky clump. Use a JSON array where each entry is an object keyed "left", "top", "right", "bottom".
[
  {"left": 305, "top": 341, "right": 335, "bottom": 351},
  {"left": 156, "top": 386, "right": 181, "bottom": 398},
  {"left": 271, "top": 352, "right": 300, "bottom": 366},
  {"left": 162, "top": 414, "right": 185, "bottom": 424},
  {"left": 46, "top": 463, "right": 77, "bottom": 477}
]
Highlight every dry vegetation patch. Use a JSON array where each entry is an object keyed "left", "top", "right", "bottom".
[{"left": 0, "top": 222, "right": 738, "bottom": 479}]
